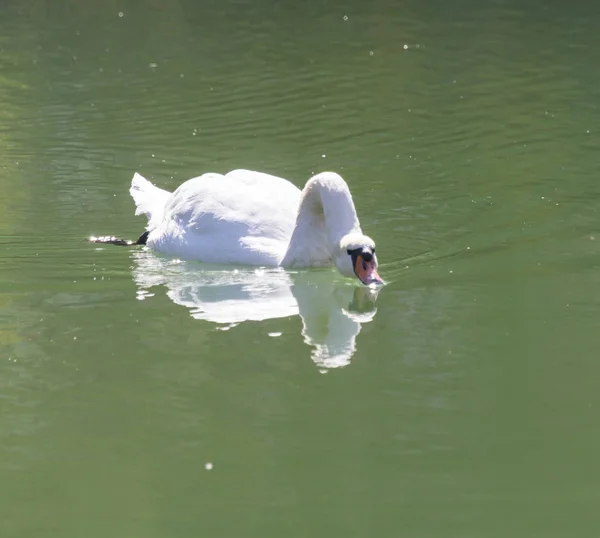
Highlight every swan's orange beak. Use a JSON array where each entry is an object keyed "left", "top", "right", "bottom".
[{"left": 354, "top": 254, "right": 384, "bottom": 286}]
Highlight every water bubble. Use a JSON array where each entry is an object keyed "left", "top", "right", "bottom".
[
  {"left": 343, "top": 15, "right": 348, "bottom": 21},
  {"left": 149, "top": 62, "right": 158, "bottom": 68},
  {"left": 118, "top": 11, "right": 124, "bottom": 17},
  {"left": 403, "top": 44, "right": 408, "bottom": 50},
  {"left": 321, "top": 154, "right": 326, "bottom": 158},
  {"left": 369, "top": 50, "right": 374, "bottom": 56},
  {"left": 268, "top": 332, "right": 282, "bottom": 338},
  {"left": 205, "top": 462, "right": 213, "bottom": 470}
]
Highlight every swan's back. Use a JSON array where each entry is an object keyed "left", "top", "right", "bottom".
[{"left": 136, "top": 169, "right": 302, "bottom": 265}]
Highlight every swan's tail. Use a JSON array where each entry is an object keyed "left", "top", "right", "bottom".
[
  {"left": 129, "top": 172, "right": 171, "bottom": 230},
  {"left": 88, "top": 173, "right": 171, "bottom": 247}
]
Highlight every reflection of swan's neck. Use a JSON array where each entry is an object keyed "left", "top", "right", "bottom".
[
  {"left": 291, "top": 280, "right": 378, "bottom": 370},
  {"left": 281, "top": 173, "right": 362, "bottom": 267}
]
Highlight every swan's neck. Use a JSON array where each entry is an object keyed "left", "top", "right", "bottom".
[{"left": 280, "top": 173, "right": 361, "bottom": 268}]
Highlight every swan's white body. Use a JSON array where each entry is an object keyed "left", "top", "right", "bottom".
[{"left": 130, "top": 169, "right": 377, "bottom": 280}]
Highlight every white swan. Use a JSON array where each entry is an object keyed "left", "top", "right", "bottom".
[{"left": 123, "top": 169, "right": 382, "bottom": 285}]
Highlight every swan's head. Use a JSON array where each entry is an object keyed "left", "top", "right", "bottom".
[{"left": 336, "top": 233, "right": 384, "bottom": 286}]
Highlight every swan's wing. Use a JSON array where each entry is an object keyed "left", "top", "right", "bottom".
[
  {"left": 150, "top": 170, "right": 302, "bottom": 264},
  {"left": 165, "top": 170, "right": 301, "bottom": 238}
]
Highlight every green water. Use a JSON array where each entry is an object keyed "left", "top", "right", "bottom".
[{"left": 2, "top": 0, "right": 600, "bottom": 535}]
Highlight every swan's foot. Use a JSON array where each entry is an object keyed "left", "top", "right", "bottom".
[{"left": 88, "top": 231, "right": 148, "bottom": 246}]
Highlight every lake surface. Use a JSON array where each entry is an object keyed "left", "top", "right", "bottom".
[{"left": 2, "top": 0, "right": 600, "bottom": 536}]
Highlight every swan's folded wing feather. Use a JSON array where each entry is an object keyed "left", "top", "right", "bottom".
[{"left": 147, "top": 170, "right": 302, "bottom": 265}]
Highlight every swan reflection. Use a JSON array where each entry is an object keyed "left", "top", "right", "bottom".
[{"left": 132, "top": 250, "right": 379, "bottom": 369}]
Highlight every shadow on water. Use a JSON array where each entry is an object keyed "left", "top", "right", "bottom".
[{"left": 131, "top": 249, "right": 380, "bottom": 370}]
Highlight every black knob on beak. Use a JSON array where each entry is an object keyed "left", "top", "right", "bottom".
[{"left": 362, "top": 250, "right": 373, "bottom": 263}]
